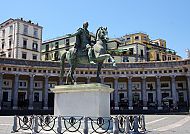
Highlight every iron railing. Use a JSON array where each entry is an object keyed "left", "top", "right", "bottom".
[{"left": 12, "top": 115, "right": 146, "bottom": 134}]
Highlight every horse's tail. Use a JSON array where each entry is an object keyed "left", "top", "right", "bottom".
[{"left": 60, "top": 51, "right": 67, "bottom": 81}]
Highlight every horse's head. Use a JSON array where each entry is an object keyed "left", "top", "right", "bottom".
[{"left": 96, "top": 27, "right": 109, "bottom": 42}]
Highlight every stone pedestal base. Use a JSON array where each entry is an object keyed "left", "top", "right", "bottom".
[
  {"left": 143, "top": 107, "right": 148, "bottom": 110},
  {"left": 51, "top": 83, "right": 114, "bottom": 117}
]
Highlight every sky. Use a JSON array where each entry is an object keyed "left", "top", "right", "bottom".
[{"left": 0, "top": 0, "right": 190, "bottom": 59}]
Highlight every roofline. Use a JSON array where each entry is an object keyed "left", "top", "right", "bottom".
[
  {"left": 0, "top": 18, "right": 43, "bottom": 29},
  {"left": 124, "top": 32, "right": 149, "bottom": 37}
]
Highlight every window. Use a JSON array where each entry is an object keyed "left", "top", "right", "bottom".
[
  {"left": 32, "top": 41, "right": 38, "bottom": 51},
  {"left": 9, "top": 25, "right": 13, "bottom": 34},
  {"left": 2, "top": 30, "right": 5, "bottom": 37},
  {"left": 126, "top": 37, "right": 130, "bottom": 42},
  {"left": 2, "top": 80, "right": 12, "bottom": 88},
  {"left": 148, "top": 93, "right": 154, "bottom": 103},
  {"left": 156, "top": 53, "right": 159, "bottom": 61},
  {"left": 2, "top": 42, "right": 5, "bottom": 49},
  {"left": 33, "top": 91, "right": 42, "bottom": 102},
  {"left": 3, "top": 92, "right": 8, "bottom": 102},
  {"left": 8, "top": 52, "right": 11, "bottom": 57},
  {"left": 22, "top": 52, "right": 27, "bottom": 59},
  {"left": 135, "top": 36, "right": 139, "bottom": 40},
  {"left": 118, "top": 83, "right": 126, "bottom": 90},
  {"left": 161, "top": 82, "right": 170, "bottom": 89},
  {"left": 19, "top": 80, "right": 28, "bottom": 88},
  {"left": 119, "top": 93, "right": 125, "bottom": 102},
  {"left": 33, "top": 54, "right": 37, "bottom": 60},
  {"left": 34, "top": 28, "right": 38, "bottom": 38},
  {"left": 143, "top": 36, "right": 147, "bottom": 40},
  {"left": 54, "top": 51, "right": 59, "bottom": 61},
  {"left": 176, "top": 81, "right": 186, "bottom": 89},
  {"left": 34, "top": 81, "right": 42, "bottom": 89},
  {"left": 123, "top": 56, "right": 129, "bottom": 62},
  {"left": 133, "top": 93, "right": 140, "bottom": 103},
  {"left": 178, "top": 92, "right": 184, "bottom": 102},
  {"left": 34, "top": 92, "right": 39, "bottom": 102},
  {"left": 45, "top": 53, "right": 49, "bottom": 60},
  {"left": 132, "top": 82, "right": 140, "bottom": 90},
  {"left": 55, "top": 42, "right": 59, "bottom": 49},
  {"left": 46, "top": 44, "right": 49, "bottom": 51},
  {"left": 178, "top": 83, "right": 183, "bottom": 88},
  {"left": 168, "top": 56, "right": 171, "bottom": 61},
  {"left": 9, "top": 39, "right": 12, "bottom": 48},
  {"left": 147, "top": 83, "right": 154, "bottom": 90},
  {"left": 48, "top": 83, "right": 57, "bottom": 88},
  {"left": 140, "top": 49, "right": 143, "bottom": 57},
  {"left": 66, "top": 39, "right": 70, "bottom": 46},
  {"left": 129, "top": 48, "right": 134, "bottom": 55},
  {"left": 23, "top": 39, "right": 27, "bottom": 49},
  {"left": 23, "top": 25, "right": 28, "bottom": 35}
]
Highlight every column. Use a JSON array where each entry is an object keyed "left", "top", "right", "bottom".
[
  {"left": 87, "top": 77, "right": 91, "bottom": 84},
  {"left": 156, "top": 76, "right": 162, "bottom": 110},
  {"left": 141, "top": 76, "right": 148, "bottom": 110},
  {"left": 0, "top": 73, "right": 3, "bottom": 110},
  {"left": 171, "top": 75, "right": 177, "bottom": 108},
  {"left": 187, "top": 76, "right": 190, "bottom": 112},
  {"left": 28, "top": 74, "right": 34, "bottom": 110},
  {"left": 13, "top": 74, "right": 19, "bottom": 110},
  {"left": 127, "top": 76, "right": 133, "bottom": 110},
  {"left": 43, "top": 75, "right": 49, "bottom": 110},
  {"left": 114, "top": 77, "right": 119, "bottom": 109}
]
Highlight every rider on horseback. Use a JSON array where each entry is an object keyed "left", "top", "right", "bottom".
[{"left": 72, "top": 21, "right": 96, "bottom": 64}]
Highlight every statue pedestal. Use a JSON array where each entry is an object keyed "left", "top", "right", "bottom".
[{"left": 51, "top": 83, "right": 114, "bottom": 117}]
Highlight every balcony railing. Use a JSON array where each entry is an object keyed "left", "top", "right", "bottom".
[{"left": 0, "top": 58, "right": 189, "bottom": 69}]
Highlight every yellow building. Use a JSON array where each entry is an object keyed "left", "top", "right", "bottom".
[
  {"left": 124, "top": 33, "right": 181, "bottom": 61},
  {"left": 124, "top": 33, "right": 150, "bottom": 45}
]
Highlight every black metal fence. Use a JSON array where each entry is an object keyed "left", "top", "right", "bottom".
[{"left": 12, "top": 115, "right": 146, "bottom": 134}]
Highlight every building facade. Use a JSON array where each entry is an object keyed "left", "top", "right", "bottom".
[
  {"left": 42, "top": 32, "right": 181, "bottom": 63},
  {"left": 41, "top": 33, "right": 95, "bottom": 61},
  {"left": 0, "top": 18, "right": 42, "bottom": 60},
  {"left": 123, "top": 33, "right": 181, "bottom": 61},
  {"left": 0, "top": 58, "right": 190, "bottom": 111}
]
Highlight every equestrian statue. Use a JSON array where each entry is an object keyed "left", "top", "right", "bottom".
[{"left": 60, "top": 22, "right": 116, "bottom": 84}]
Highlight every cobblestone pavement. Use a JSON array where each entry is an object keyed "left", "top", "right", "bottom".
[{"left": 0, "top": 115, "right": 190, "bottom": 134}]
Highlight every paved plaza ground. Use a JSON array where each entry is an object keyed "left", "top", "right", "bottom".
[{"left": 0, "top": 115, "right": 190, "bottom": 134}]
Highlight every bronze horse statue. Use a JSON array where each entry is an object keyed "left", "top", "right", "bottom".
[{"left": 60, "top": 27, "right": 116, "bottom": 84}]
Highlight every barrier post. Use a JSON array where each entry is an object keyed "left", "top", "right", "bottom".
[
  {"left": 12, "top": 115, "right": 18, "bottom": 132},
  {"left": 113, "top": 117, "right": 119, "bottom": 134},
  {"left": 57, "top": 116, "right": 62, "bottom": 133},
  {"left": 83, "top": 117, "right": 88, "bottom": 134}
]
